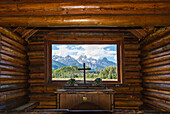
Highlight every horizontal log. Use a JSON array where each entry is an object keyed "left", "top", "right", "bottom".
[
  {"left": 29, "top": 79, "right": 44, "bottom": 83},
  {"left": 143, "top": 83, "right": 170, "bottom": 91},
  {"left": 125, "top": 58, "right": 140, "bottom": 62},
  {"left": 29, "top": 45, "right": 44, "bottom": 51},
  {"left": 141, "top": 34, "right": 170, "bottom": 51},
  {"left": 0, "top": 70, "right": 27, "bottom": 76},
  {"left": 140, "top": 27, "right": 170, "bottom": 47},
  {"left": 141, "top": 44, "right": 170, "bottom": 57},
  {"left": 142, "top": 65, "right": 170, "bottom": 72},
  {"left": 142, "top": 50, "right": 170, "bottom": 61},
  {"left": 143, "top": 91, "right": 170, "bottom": 101},
  {"left": 0, "top": 2, "right": 169, "bottom": 16},
  {"left": 124, "top": 44, "right": 139, "bottom": 50},
  {"left": 115, "top": 101, "right": 143, "bottom": 107},
  {"left": 28, "top": 51, "right": 44, "bottom": 56},
  {"left": 30, "top": 73, "right": 44, "bottom": 79},
  {"left": 0, "top": 96, "right": 28, "bottom": 110},
  {"left": 142, "top": 54, "right": 170, "bottom": 65},
  {"left": 0, "top": 75, "right": 28, "bottom": 80},
  {"left": 45, "top": 35, "right": 124, "bottom": 41},
  {"left": 0, "top": 83, "right": 28, "bottom": 92},
  {"left": 28, "top": 41, "right": 44, "bottom": 45},
  {"left": 0, "top": 80, "right": 28, "bottom": 85},
  {"left": 0, "top": 40, "right": 25, "bottom": 54},
  {"left": 1, "top": 53, "right": 28, "bottom": 65},
  {"left": 144, "top": 88, "right": 170, "bottom": 95},
  {"left": 1, "top": 35, "right": 27, "bottom": 52},
  {"left": 0, "top": 27, "right": 27, "bottom": 45},
  {"left": 143, "top": 60, "right": 170, "bottom": 68},
  {"left": 144, "top": 96, "right": 170, "bottom": 106},
  {"left": 143, "top": 74, "right": 170, "bottom": 80},
  {"left": 0, "top": 91, "right": 28, "bottom": 102},
  {"left": 143, "top": 98, "right": 170, "bottom": 111},
  {"left": 0, "top": 60, "right": 27, "bottom": 68},
  {"left": 0, "top": 64, "right": 28, "bottom": 73},
  {"left": 143, "top": 80, "right": 170, "bottom": 84},
  {"left": 0, "top": 15, "right": 170, "bottom": 27},
  {"left": 1, "top": 44, "right": 27, "bottom": 59},
  {"left": 143, "top": 70, "right": 170, "bottom": 76},
  {"left": 125, "top": 79, "right": 142, "bottom": 84}
]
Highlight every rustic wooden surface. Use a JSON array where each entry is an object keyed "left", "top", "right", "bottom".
[
  {"left": 140, "top": 27, "right": 170, "bottom": 111},
  {"left": 28, "top": 30, "right": 143, "bottom": 109},
  {"left": 0, "top": 1, "right": 169, "bottom": 27},
  {"left": 0, "top": 27, "right": 29, "bottom": 110}
]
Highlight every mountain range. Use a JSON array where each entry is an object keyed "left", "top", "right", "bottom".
[{"left": 52, "top": 55, "right": 117, "bottom": 72}]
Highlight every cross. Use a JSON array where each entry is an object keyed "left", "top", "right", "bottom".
[{"left": 78, "top": 63, "right": 91, "bottom": 84}]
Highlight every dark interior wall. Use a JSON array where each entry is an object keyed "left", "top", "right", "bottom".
[
  {"left": 28, "top": 31, "right": 143, "bottom": 109},
  {"left": 0, "top": 28, "right": 29, "bottom": 110},
  {"left": 140, "top": 29, "right": 170, "bottom": 111}
]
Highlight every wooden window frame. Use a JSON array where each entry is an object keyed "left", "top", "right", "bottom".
[{"left": 45, "top": 38, "right": 124, "bottom": 87}]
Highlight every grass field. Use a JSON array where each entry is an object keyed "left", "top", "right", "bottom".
[{"left": 52, "top": 78, "right": 117, "bottom": 81}]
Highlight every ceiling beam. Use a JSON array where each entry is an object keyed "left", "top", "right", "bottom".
[{"left": 0, "top": 15, "right": 169, "bottom": 27}]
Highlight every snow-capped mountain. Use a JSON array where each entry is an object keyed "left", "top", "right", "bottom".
[{"left": 52, "top": 55, "right": 117, "bottom": 71}]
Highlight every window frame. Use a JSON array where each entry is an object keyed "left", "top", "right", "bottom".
[{"left": 45, "top": 39, "right": 124, "bottom": 87}]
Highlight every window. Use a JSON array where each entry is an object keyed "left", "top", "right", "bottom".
[
  {"left": 52, "top": 44, "right": 118, "bottom": 81},
  {"left": 45, "top": 38, "right": 124, "bottom": 86}
]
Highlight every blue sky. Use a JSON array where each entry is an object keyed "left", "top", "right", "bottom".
[{"left": 52, "top": 44, "right": 117, "bottom": 63}]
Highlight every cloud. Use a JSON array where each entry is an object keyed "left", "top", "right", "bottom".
[{"left": 52, "top": 44, "right": 117, "bottom": 63}]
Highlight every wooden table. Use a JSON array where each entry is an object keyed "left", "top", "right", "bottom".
[{"left": 55, "top": 89, "right": 116, "bottom": 110}]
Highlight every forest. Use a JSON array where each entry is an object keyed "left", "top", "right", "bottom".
[{"left": 52, "top": 65, "right": 117, "bottom": 80}]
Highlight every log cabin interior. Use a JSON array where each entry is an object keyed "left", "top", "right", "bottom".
[{"left": 0, "top": 0, "right": 170, "bottom": 113}]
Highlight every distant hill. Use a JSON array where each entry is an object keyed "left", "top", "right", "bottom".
[{"left": 52, "top": 55, "right": 117, "bottom": 71}]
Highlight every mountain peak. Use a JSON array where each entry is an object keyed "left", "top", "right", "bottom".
[{"left": 102, "top": 57, "right": 108, "bottom": 61}]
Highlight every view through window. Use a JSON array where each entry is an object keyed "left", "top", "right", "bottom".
[{"left": 52, "top": 44, "right": 118, "bottom": 81}]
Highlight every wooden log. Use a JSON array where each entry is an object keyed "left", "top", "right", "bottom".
[
  {"left": 141, "top": 34, "right": 170, "bottom": 51},
  {"left": 143, "top": 70, "right": 170, "bottom": 76},
  {"left": 125, "top": 58, "right": 140, "bottom": 62},
  {"left": 124, "top": 44, "right": 139, "bottom": 50},
  {"left": 115, "top": 101, "right": 143, "bottom": 107},
  {"left": 30, "top": 73, "right": 44, "bottom": 79},
  {"left": 0, "top": 96, "right": 28, "bottom": 110},
  {"left": 0, "top": 64, "right": 28, "bottom": 73},
  {"left": 142, "top": 50, "right": 170, "bottom": 61},
  {"left": 144, "top": 96, "right": 170, "bottom": 106},
  {"left": 28, "top": 51, "right": 44, "bottom": 56},
  {"left": 0, "top": 2, "right": 169, "bottom": 15},
  {"left": 1, "top": 53, "right": 28, "bottom": 65},
  {"left": 143, "top": 98, "right": 170, "bottom": 111},
  {"left": 143, "top": 74, "right": 170, "bottom": 80},
  {"left": 45, "top": 35, "right": 123, "bottom": 41},
  {"left": 0, "top": 75, "right": 28, "bottom": 80},
  {"left": 140, "top": 27, "right": 170, "bottom": 46},
  {"left": 143, "top": 83, "right": 170, "bottom": 91},
  {"left": 125, "top": 79, "right": 142, "bottom": 84},
  {"left": 1, "top": 35, "right": 27, "bottom": 52},
  {"left": 0, "top": 40, "right": 25, "bottom": 54},
  {"left": 143, "top": 91, "right": 170, "bottom": 101},
  {"left": 0, "top": 15, "right": 170, "bottom": 27},
  {"left": 29, "top": 45, "right": 44, "bottom": 51},
  {"left": 143, "top": 80, "right": 170, "bottom": 84},
  {"left": 143, "top": 60, "right": 170, "bottom": 68},
  {"left": 0, "top": 83, "right": 28, "bottom": 92},
  {"left": 144, "top": 88, "right": 170, "bottom": 95},
  {"left": 0, "top": 70, "right": 27, "bottom": 76},
  {"left": 142, "top": 65, "right": 170, "bottom": 72},
  {"left": 141, "top": 44, "right": 170, "bottom": 57},
  {"left": 0, "top": 80, "right": 28, "bottom": 85},
  {"left": 142, "top": 54, "right": 170, "bottom": 65},
  {"left": 0, "top": 27, "right": 27, "bottom": 45},
  {"left": 0, "top": 60, "right": 27, "bottom": 68}
]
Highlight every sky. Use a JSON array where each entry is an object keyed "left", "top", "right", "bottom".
[{"left": 52, "top": 44, "right": 117, "bottom": 63}]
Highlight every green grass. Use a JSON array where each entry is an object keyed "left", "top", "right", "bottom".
[{"left": 52, "top": 78, "right": 117, "bottom": 81}]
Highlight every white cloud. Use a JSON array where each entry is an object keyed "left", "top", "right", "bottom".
[{"left": 52, "top": 44, "right": 117, "bottom": 62}]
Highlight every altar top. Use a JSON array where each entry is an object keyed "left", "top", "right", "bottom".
[{"left": 55, "top": 89, "right": 116, "bottom": 94}]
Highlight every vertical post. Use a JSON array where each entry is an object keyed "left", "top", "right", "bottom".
[{"left": 83, "top": 63, "right": 86, "bottom": 84}]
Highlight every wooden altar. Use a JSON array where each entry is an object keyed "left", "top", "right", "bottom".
[{"left": 55, "top": 88, "right": 116, "bottom": 111}]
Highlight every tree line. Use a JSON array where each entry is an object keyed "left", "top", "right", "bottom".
[{"left": 52, "top": 65, "right": 117, "bottom": 80}]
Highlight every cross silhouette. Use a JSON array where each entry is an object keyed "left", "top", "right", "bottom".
[{"left": 78, "top": 63, "right": 91, "bottom": 84}]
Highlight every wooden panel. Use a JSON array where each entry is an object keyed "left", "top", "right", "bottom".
[
  {"left": 141, "top": 28, "right": 170, "bottom": 111},
  {"left": 28, "top": 31, "right": 142, "bottom": 109},
  {"left": 0, "top": 27, "right": 29, "bottom": 110}
]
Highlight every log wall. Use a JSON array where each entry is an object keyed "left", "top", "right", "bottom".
[
  {"left": 140, "top": 28, "right": 170, "bottom": 111},
  {"left": 0, "top": 27, "right": 29, "bottom": 110},
  {"left": 28, "top": 31, "right": 143, "bottom": 109}
]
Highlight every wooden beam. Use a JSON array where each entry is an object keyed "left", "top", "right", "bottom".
[
  {"left": 0, "top": 15, "right": 169, "bottom": 27},
  {"left": 130, "top": 30, "right": 143, "bottom": 39},
  {"left": 0, "top": 2, "right": 169, "bottom": 16}
]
